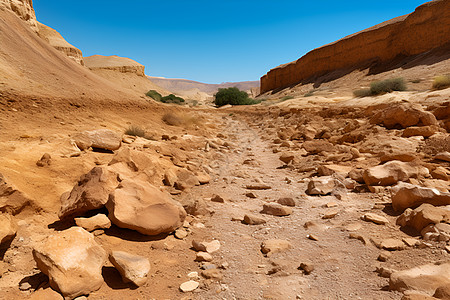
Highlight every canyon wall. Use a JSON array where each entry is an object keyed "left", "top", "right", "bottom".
[
  {"left": 260, "top": 0, "right": 450, "bottom": 94},
  {"left": 0, "top": 0, "right": 37, "bottom": 31}
]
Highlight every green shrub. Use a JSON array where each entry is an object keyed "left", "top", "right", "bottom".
[
  {"left": 160, "top": 94, "right": 185, "bottom": 104},
  {"left": 214, "top": 87, "right": 260, "bottom": 106},
  {"left": 304, "top": 90, "right": 315, "bottom": 97},
  {"left": 125, "top": 125, "right": 146, "bottom": 137},
  {"left": 145, "top": 90, "right": 162, "bottom": 101},
  {"left": 353, "top": 88, "right": 372, "bottom": 98},
  {"left": 370, "top": 78, "right": 406, "bottom": 95},
  {"left": 432, "top": 75, "right": 450, "bottom": 90},
  {"left": 281, "top": 96, "right": 294, "bottom": 101}
]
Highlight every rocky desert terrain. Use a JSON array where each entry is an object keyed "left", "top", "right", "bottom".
[{"left": 0, "top": 1, "right": 450, "bottom": 300}]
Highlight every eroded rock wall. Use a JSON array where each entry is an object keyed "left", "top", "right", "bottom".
[
  {"left": 260, "top": 0, "right": 450, "bottom": 94},
  {"left": 0, "top": 0, "right": 37, "bottom": 31},
  {"left": 84, "top": 55, "right": 146, "bottom": 77}
]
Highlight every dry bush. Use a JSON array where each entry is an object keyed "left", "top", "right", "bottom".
[
  {"left": 162, "top": 112, "right": 202, "bottom": 127},
  {"left": 125, "top": 125, "right": 145, "bottom": 137},
  {"left": 432, "top": 75, "right": 450, "bottom": 90}
]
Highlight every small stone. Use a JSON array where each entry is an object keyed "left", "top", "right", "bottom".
[
  {"left": 19, "top": 282, "right": 32, "bottom": 291},
  {"left": 345, "top": 223, "right": 362, "bottom": 231},
  {"left": 279, "top": 153, "right": 295, "bottom": 164},
  {"left": 195, "top": 252, "right": 213, "bottom": 262},
  {"left": 36, "top": 153, "right": 51, "bottom": 167},
  {"left": 175, "top": 229, "right": 188, "bottom": 239},
  {"left": 261, "top": 203, "right": 292, "bottom": 216},
  {"left": 245, "top": 192, "right": 257, "bottom": 198},
  {"left": 74, "top": 214, "right": 111, "bottom": 232},
  {"left": 201, "top": 269, "right": 222, "bottom": 280},
  {"left": 200, "top": 263, "right": 217, "bottom": 270},
  {"left": 109, "top": 251, "right": 150, "bottom": 287},
  {"left": 192, "top": 240, "right": 221, "bottom": 253},
  {"left": 277, "top": 197, "right": 296, "bottom": 207},
  {"left": 381, "top": 238, "right": 405, "bottom": 251},
  {"left": 211, "top": 194, "right": 225, "bottom": 203},
  {"left": 246, "top": 184, "right": 272, "bottom": 190},
  {"left": 402, "top": 238, "right": 420, "bottom": 247},
  {"left": 361, "top": 213, "right": 389, "bottom": 225},
  {"left": 349, "top": 233, "right": 370, "bottom": 245},
  {"left": 378, "top": 252, "right": 392, "bottom": 262},
  {"left": 298, "top": 263, "right": 314, "bottom": 275},
  {"left": 187, "top": 272, "right": 199, "bottom": 279},
  {"left": 307, "top": 234, "right": 319, "bottom": 241},
  {"left": 243, "top": 214, "right": 266, "bottom": 225},
  {"left": 376, "top": 266, "right": 396, "bottom": 278},
  {"left": 180, "top": 280, "right": 199, "bottom": 292},
  {"left": 325, "top": 202, "right": 338, "bottom": 208},
  {"left": 261, "top": 239, "right": 292, "bottom": 257},
  {"left": 322, "top": 208, "right": 339, "bottom": 219}
]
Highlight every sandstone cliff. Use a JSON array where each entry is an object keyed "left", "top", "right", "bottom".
[
  {"left": 0, "top": 0, "right": 37, "bottom": 32},
  {"left": 37, "top": 22, "right": 84, "bottom": 65},
  {"left": 260, "top": 0, "right": 450, "bottom": 94},
  {"left": 84, "top": 55, "right": 146, "bottom": 77}
]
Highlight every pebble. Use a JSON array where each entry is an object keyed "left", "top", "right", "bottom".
[
  {"left": 307, "top": 234, "right": 319, "bottom": 241},
  {"left": 361, "top": 213, "right": 389, "bottom": 225},
  {"left": 175, "top": 229, "right": 188, "bottom": 239},
  {"left": 180, "top": 280, "right": 199, "bottom": 292},
  {"left": 195, "top": 252, "right": 213, "bottom": 262},
  {"left": 298, "top": 263, "right": 314, "bottom": 275}
]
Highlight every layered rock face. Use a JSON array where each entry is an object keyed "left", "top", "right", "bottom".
[
  {"left": 37, "top": 22, "right": 84, "bottom": 65},
  {"left": 0, "top": 0, "right": 37, "bottom": 32},
  {"left": 84, "top": 55, "right": 146, "bottom": 77},
  {"left": 260, "top": 0, "right": 450, "bottom": 94}
]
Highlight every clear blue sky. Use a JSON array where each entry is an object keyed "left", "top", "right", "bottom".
[{"left": 33, "top": 1, "right": 427, "bottom": 84}]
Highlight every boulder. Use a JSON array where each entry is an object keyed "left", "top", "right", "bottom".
[
  {"left": 0, "top": 213, "right": 16, "bottom": 245},
  {"left": 74, "top": 214, "right": 111, "bottom": 232},
  {"left": 32, "top": 227, "right": 107, "bottom": 299},
  {"left": 389, "top": 263, "right": 450, "bottom": 295},
  {"left": 261, "top": 239, "right": 292, "bottom": 257},
  {"left": 306, "top": 176, "right": 335, "bottom": 195},
  {"left": 363, "top": 161, "right": 422, "bottom": 186},
  {"left": 279, "top": 152, "right": 295, "bottom": 164},
  {"left": 174, "top": 169, "right": 200, "bottom": 191},
  {"left": 106, "top": 179, "right": 186, "bottom": 235},
  {"left": 73, "top": 129, "right": 121, "bottom": 151},
  {"left": 261, "top": 203, "right": 292, "bottom": 216},
  {"left": 0, "top": 173, "right": 35, "bottom": 215},
  {"left": 434, "top": 284, "right": 450, "bottom": 299},
  {"left": 276, "top": 197, "right": 296, "bottom": 207},
  {"left": 431, "top": 167, "right": 449, "bottom": 181},
  {"left": 59, "top": 167, "right": 119, "bottom": 219},
  {"left": 402, "top": 126, "right": 439, "bottom": 138},
  {"left": 109, "top": 251, "right": 150, "bottom": 287},
  {"left": 391, "top": 183, "right": 450, "bottom": 212},
  {"left": 396, "top": 204, "right": 450, "bottom": 232},
  {"left": 370, "top": 104, "right": 438, "bottom": 129}
]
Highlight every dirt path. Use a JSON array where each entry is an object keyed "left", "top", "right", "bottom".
[{"left": 186, "top": 114, "right": 424, "bottom": 300}]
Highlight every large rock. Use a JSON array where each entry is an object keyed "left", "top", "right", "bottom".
[
  {"left": 363, "top": 161, "right": 423, "bottom": 186},
  {"left": 109, "top": 251, "right": 150, "bottom": 287},
  {"left": 0, "top": 213, "right": 16, "bottom": 245},
  {"left": 32, "top": 227, "right": 107, "bottom": 299},
  {"left": 260, "top": 1, "right": 450, "bottom": 93},
  {"left": 302, "top": 140, "right": 335, "bottom": 154},
  {"left": 59, "top": 167, "right": 119, "bottom": 219},
  {"left": 389, "top": 263, "right": 450, "bottom": 295},
  {"left": 0, "top": 173, "right": 35, "bottom": 215},
  {"left": 306, "top": 176, "right": 335, "bottom": 195},
  {"left": 402, "top": 126, "right": 439, "bottom": 138},
  {"left": 397, "top": 204, "right": 450, "bottom": 232},
  {"left": 261, "top": 203, "right": 292, "bottom": 216},
  {"left": 421, "top": 223, "right": 450, "bottom": 242},
  {"left": 74, "top": 214, "right": 111, "bottom": 232},
  {"left": 370, "top": 104, "right": 438, "bottom": 129},
  {"left": 73, "top": 129, "right": 121, "bottom": 151},
  {"left": 391, "top": 183, "right": 450, "bottom": 212},
  {"left": 106, "top": 179, "right": 186, "bottom": 235}
]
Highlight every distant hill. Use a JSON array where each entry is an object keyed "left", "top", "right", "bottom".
[{"left": 147, "top": 76, "right": 260, "bottom": 96}]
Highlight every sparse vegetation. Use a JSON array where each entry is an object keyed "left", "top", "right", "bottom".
[
  {"left": 280, "top": 96, "right": 294, "bottom": 101},
  {"left": 214, "top": 87, "right": 260, "bottom": 107},
  {"left": 124, "top": 125, "right": 146, "bottom": 138},
  {"left": 160, "top": 94, "right": 185, "bottom": 105},
  {"left": 304, "top": 90, "right": 315, "bottom": 97},
  {"left": 162, "top": 112, "right": 201, "bottom": 127},
  {"left": 432, "top": 75, "right": 450, "bottom": 90},
  {"left": 145, "top": 90, "right": 162, "bottom": 101},
  {"left": 354, "top": 78, "right": 407, "bottom": 97}
]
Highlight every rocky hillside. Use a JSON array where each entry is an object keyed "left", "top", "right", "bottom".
[
  {"left": 260, "top": 0, "right": 450, "bottom": 94},
  {"left": 84, "top": 55, "right": 146, "bottom": 77},
  {"left": 0, "top": 0, "right": 37, "bottom": 32}
]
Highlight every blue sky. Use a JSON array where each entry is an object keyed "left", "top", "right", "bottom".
[{"left": 33, "top": 1, "right": 427, "bottom": 84}]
